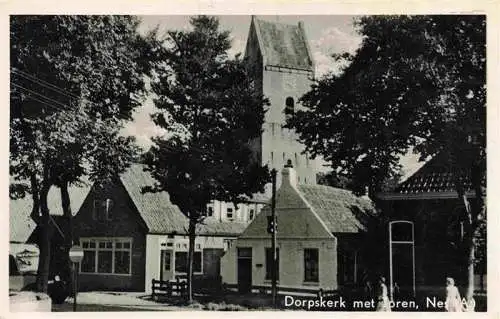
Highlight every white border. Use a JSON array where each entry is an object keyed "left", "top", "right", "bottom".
[{"left": 2, "top": 1, "right": 499, "bottom": 319}]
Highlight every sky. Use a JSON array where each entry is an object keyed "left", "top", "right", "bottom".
[{"left": 123, "top": 15, "right": 422, "bottom": 179}]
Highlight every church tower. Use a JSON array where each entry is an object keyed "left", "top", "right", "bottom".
[
  {"left": 206, "top": 16, "right": 319, "bottom": 223},
  {"left": 245, "top": 16, "right": 318, "bottom": 186}
]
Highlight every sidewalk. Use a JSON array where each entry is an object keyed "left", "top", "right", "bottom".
[{"left": 57, "top": 291, "right": 189, "bottom": 311}]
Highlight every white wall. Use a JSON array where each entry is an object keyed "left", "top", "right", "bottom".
[
  {"left": 207, "top": 200, "right": 263, "bottom": 223},
  {"left": 146, "top": 233, "right": 236, "bottom": 293},
  {"left": 145, "top": 234, "right": 162, "bottom": 294},
  {"left": 221, "top": 237, "right": 338, "bottom": 291}
]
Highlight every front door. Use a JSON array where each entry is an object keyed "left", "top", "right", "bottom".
[
  {"left": 237, "top": 248, "right": 252, "bottom": 293},
  {"left": 160, "top": 249, "right": 172, "bottom": 281}
]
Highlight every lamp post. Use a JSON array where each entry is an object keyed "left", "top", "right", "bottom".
[{"left": 69, "top": 245, "right": 84, "bottom": 312}]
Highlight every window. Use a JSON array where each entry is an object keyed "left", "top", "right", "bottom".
[
  {"left": 81, "top": 241, "right": 96, "bottom": 273},
  {"left": 285, "top": 97, "right": 294, "bottom": 118},
  {"left": 80, "top": 238, "right": 132, "bottom": 275},
  {"left": 304, "top": 248, "right": 319, "bottom": 282},
  {"left": 271, "top": 152, "right": 274, "bottom": 165},
  {"left": 249, "top": 209, "right": 255, "bottom": 220},
  {"left": 175, "top": 251, "right": 202, "bottom": 273},
  {"left": 282, "top": 152, "right": 286, "bottom": 162},
  {"left": 295, "top": 153, "right": 299, "bottom": 167},
  {"left": 271, "top": 123, "right": 276, "bottom": 136},
  {"left": 265, "top": 248, "right": 280, "bottom": 281},
  {"left": 206, "top": 206, "right": 214, "bottom": 217},
  {"left": 93, "top": 199, "right": 114, "bottom": 221},
  {"left": 227, "top": 208, "right": 234, "bottom": 220}
]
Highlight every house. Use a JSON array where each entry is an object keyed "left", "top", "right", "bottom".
[
  {"left": 378, "top": 154, "right": 487, "bottom": 294},
  {"left": 220, "top": 162, "right": 376, "bottom": 294},
  {"left": 209, "top": 16, "right": 321, "bottom": 221},
  {"left": 72, "top": 164, "right": 248, "bottom": 293}
]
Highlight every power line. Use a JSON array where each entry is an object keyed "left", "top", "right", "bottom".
[
  {"left": 11, "top": 68, "right": 80, "bottom": 100},
  {"left": 11, "top": 69, "right": 235, "bottom": 159}
]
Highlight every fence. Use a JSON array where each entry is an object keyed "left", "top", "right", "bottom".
[{"left": 151, "top": 278, "right": 187, "bottom": 300}]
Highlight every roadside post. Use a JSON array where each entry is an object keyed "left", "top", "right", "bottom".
[
  {"left": 69, "top": 245, "right": 84, "bottom": 312},
  {"left": 270, "top": 168, "right": 278, "bottom": 308}
]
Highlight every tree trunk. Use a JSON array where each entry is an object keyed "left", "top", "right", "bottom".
[
  {"left": 60, "top": 181, "right": 73, "bottom": 246},
  {"left": 459, "top": 162, "right": 485, "bottom": 311},
  {"left": 187, "top": 216, "right": 197, "bottom": 303},
  {"left": 36, "top": 181, "right": 52, "bottom": 293},
  {"left": 60, "top": 181, "right": 74, "bottom": 289}
]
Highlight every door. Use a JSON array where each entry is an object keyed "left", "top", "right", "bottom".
[
  {"left": 237, "top": 248, "right": 252, "bottom": 293},
  {"left": 160, "top": 250, "right": 172, "bottom": 281}
]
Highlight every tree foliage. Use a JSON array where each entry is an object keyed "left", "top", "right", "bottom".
[
  {"left": 10, "top": 15, "right": 156, "bottom": 292},
  {"left": 144, "top": 15, "right": 269, "bottom": 302},
  {"left": 287, "top": 15, "right": 485, "bottom": 305}
]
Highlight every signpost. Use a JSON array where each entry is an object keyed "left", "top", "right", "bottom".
[{"left": 69, "top": 245, "right": 84, "bottom": 312}]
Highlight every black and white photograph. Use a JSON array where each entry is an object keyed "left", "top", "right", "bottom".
[{"left": 7, "top": 11, "right": 490, "bottom": 313}]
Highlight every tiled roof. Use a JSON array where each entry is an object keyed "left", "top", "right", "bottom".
[
  {"left": 395, "top": 155, "right": 473, "bottom": 194},
  {"left": 119, "top": 164, "right": 189, "bottom": 234},
  {"left": 9, "top": 181, "right": 90, "bottom": 243},
  {"left": 255, "top": 18, "right": 314, "bottom": 71},
  {"left": 297, "top": 184, "right": 376, "bottom": 233},
  {"left": 196, "top": 218, "right": 247, "bottom": 236}
]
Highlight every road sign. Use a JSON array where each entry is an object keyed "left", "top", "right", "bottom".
[{"left": 69, "top": 245, "right": 84, "bottom": 263}]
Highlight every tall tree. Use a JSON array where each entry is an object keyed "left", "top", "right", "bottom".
[
  {"left": 144, "top": 16, "right": 269, "bottom": 302},
  {"left": 287, "top": 15, "right": 485, "bottom": 309},
  {"left": 10, "top": 15, "right": 157, "bottom": 292}
]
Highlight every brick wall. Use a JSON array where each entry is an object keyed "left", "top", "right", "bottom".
[{"left": 73, "top": 181, "right": 148, "bottom": 292}]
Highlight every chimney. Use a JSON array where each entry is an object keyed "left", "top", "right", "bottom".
[{"left": 281, "top": 159, "right": 298, "bottom": 189}]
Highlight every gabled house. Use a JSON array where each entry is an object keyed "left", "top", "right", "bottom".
[
  {"left": 73, "top": 164, "right": 248, "bottom": 293},
  {"left": 378, "top": 154, "right": 486, "bottom": 294},
  {"left": 220, "top": 163, "right": 376, "bottom": 294}
]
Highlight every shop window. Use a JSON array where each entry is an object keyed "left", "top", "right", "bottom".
[{"left": 175, "top": 251, "right": 202, "bottom": 273}]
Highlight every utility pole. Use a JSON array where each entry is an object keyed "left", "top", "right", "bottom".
[{"left": 270, "top": 168, "right": 278, "bottom": 308}]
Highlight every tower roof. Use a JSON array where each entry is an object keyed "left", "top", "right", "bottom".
[{"left": 250, "top": 16, "right": 314, "bottom": 72}]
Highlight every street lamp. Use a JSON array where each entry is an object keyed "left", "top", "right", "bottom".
[{"left": 69, "top": 244, "right": 84, "bottom": 312}]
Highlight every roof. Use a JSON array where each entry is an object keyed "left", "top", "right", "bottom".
[
  {"left": 395, "top": 155, "right": 472, "bottom": 195},
  {"left": 297, "top": 184, "right": 376, "bottom": 233},
  {"left": 9, "top": 181, "right": 90, "bottom": 243},
  {"left": 196, "top": 219, "right": 247, "bottom": 237},
  {"left": 119, "top": 165, "right": 246, "bottom": 237},
  {"left": 253, "top": 17, "right": 314, "bottom": 71},
  {"left": 119, "top": 164, "right": 188, "bottom": 234}
]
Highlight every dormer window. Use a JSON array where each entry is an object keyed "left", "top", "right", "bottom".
[{"left": 285, "top": 97, "right": 294, "bottom": 118}]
